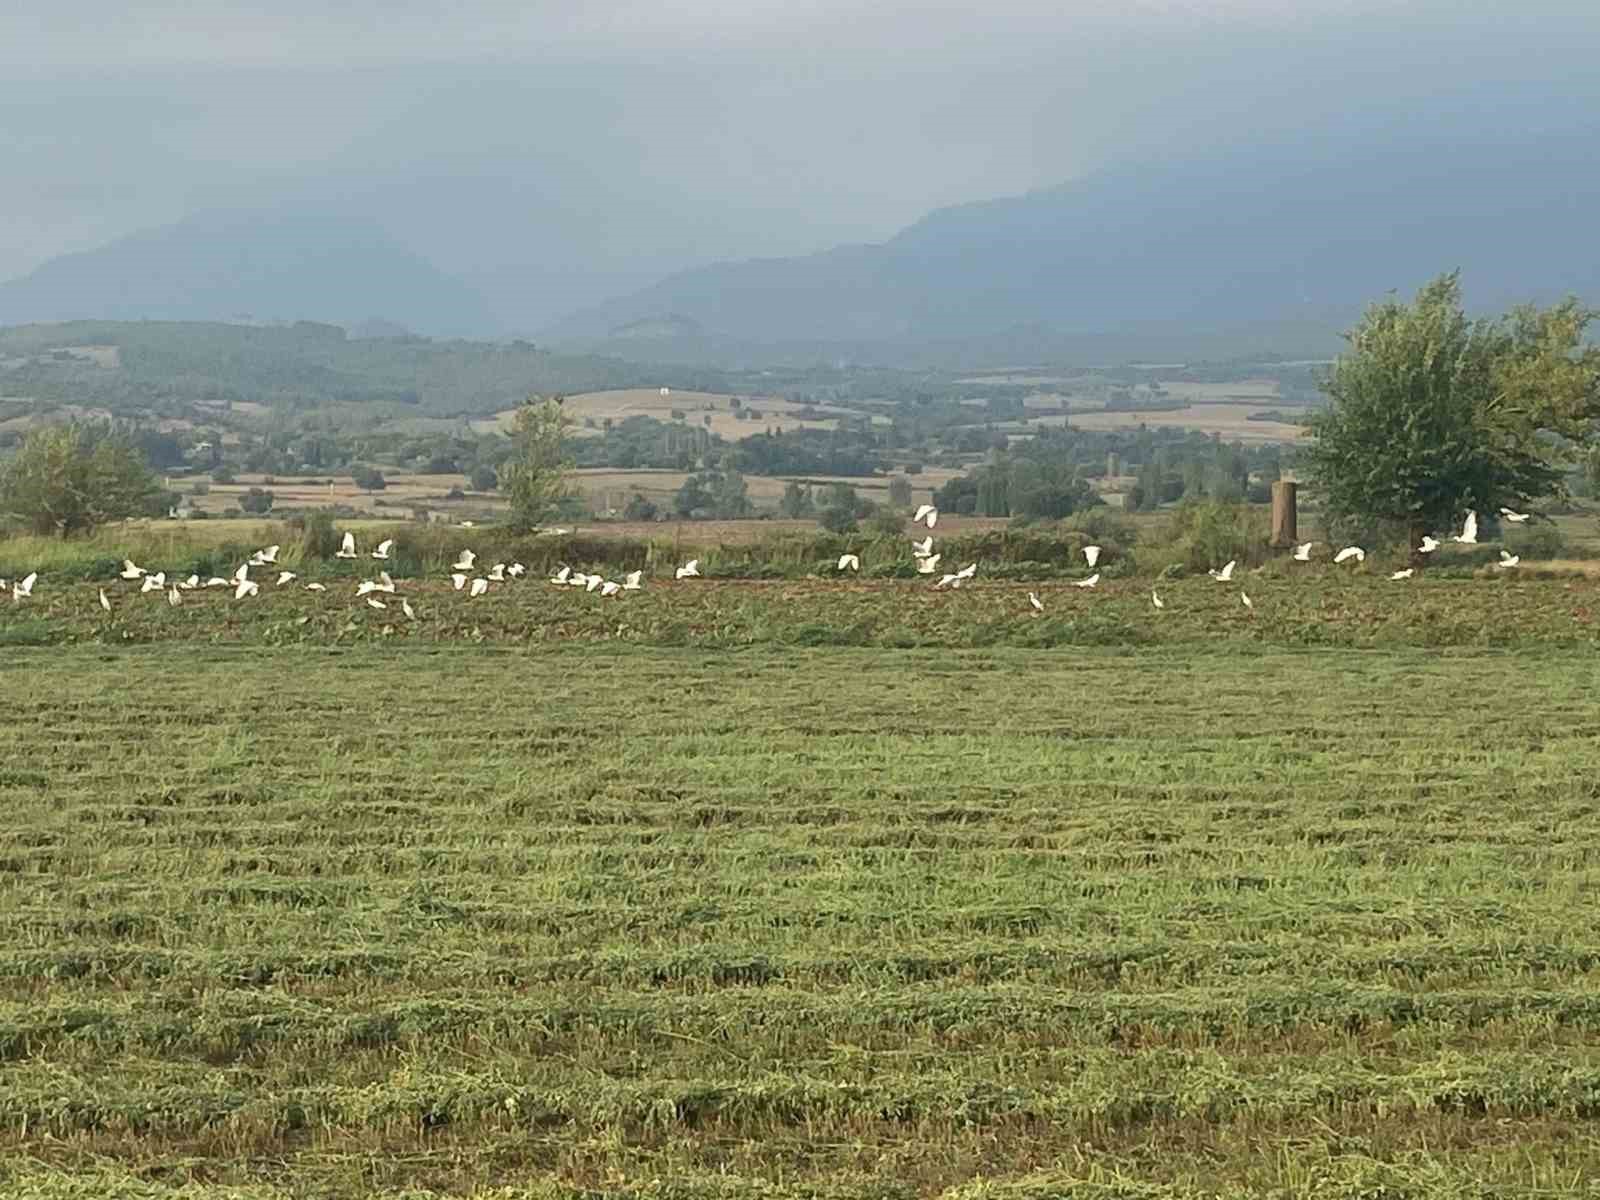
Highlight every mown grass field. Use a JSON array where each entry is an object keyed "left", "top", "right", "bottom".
[{"left": 5, "top": 636, "right": 1600, "bottom": 1198}]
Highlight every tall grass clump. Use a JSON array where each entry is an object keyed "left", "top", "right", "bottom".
[{"left": 1133, "top": 500, "right": 1271, "bottom": 577}]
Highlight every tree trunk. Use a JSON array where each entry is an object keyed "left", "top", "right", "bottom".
[{"left": 1270, "top": 481, "right": 1297, "bottom": 548}]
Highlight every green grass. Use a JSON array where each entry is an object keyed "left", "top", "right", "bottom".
[{"left": 5, "top": 640, "right": 1600, "bottom": 1196}]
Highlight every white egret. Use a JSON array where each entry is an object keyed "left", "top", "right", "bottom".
[
  {"left": 1151, "top": 590, "right": 1164, "bottom": 610},
  {"left": 487, "top": 563, "right": 507, "bottom": 582},
  {"left": 1083, "top": 545, "right": 1102, "bottom": 568},
  {"left": 460, "top": 520, "right": 475, "bottom": 529},
  {"left": 98, "top": 588, "right": 111, "bottom": 612},
  {"left": 1418, "top": 536, "right": 1440, "bottom": 554},
  {"left": 1497, "top": 550, "right": 1520, "bottom": 569},
  {"left": 140, "top": 574, "right": 164, "bottom": 594},
  {"left": 276, "top": 571, "right": 296, "bottom": 586},
  {"left": 600, "top": 580, "right": 621, "bottom": 597},
  {"left": 916, "top": 555, "right": 942, "bottom": 574},
  {"left": 469, "top": 577, "right": 489, "bottom": 597},
  {"left": 335, "top": 532, "right": 358, "bottom": 559},
  {"left": 366, "top": 597, "right": 387, "bottom": 610},
  {"left": 1453, "top": 511, "right": 1478, "bottom": 544},
  {"left": 1333, "top": 547, "right": 1365, "bottom": 564},
  {"left": 451, "top": 573, "right": 467, "bottom": 591},
  {"left": 180, "top": 575, "right": 200, "bottom": 590},
  {"left": 120, "top": 559, "right": 145, "bottom": 580},
  {"left": 401, "top": 599, "right": 416, "bottom": 620},
  {"left": 507, "top": 563, "right": 526, "bottom": 577},
  {"left": 955, "top": 563, "right": 977, "bottom": 580},
  {"left": 567, "top": 572, "right": 590, "bottom": 587},
  {"left": 305, "top": 582, "right": 327, "bottom": 592},
  {"left": 232, "top": 562, "right": 250, "bottom": 585},
  {"left": 168, "top": 584, "right": 181, "bottom": 607},
  {"left": 935, "top": 572, "right": 961, "bottom": 589},
  {"left": 203, "top": 577, "right": 229, "bottom": 588},
  {"left": 372, "top": 539, "right": 394, "bottom": 559},
  {"left": 911, "top": 536, "right": 934, "bottom": 558},
  {"left": 1500, "top": 507, "right": 1530, "bottom": 523},
  {"left": 584, "top": 574, "right": 603, "bottom": 593},
  {"left": 676, "top": 559, "right": 701, "bottom": 579},
  {"left": 13, "top": 573, "right": 36, "bottom": 600},
  {"left": 550, "top": 566, "right": 571, "bottom": 584},
  {"left": 913, "top": 504, "right": 935, "bottom": 525},
  {"left": 1028, "top": 592, "right": 1044, "bottom": 612},
  {"left": 1390, "top": 568, "right": 1414, "bottom": 580},
  {"left": 1241, "top": 591, "right": 1253, "bottom": 610},
  {"left": 250, "top": 544, "right": 279, "bottom": 566},
  {"left": 233, "top": 578, "right": 258, "bottom": 600},
  {"left": 1292, "top": 543, "right": 1313, "bottom": 562},
  {"left": 453, "top": 550, "right": 476, "bottom": 571},
  {"left": 622, "top": 570, "right": 643, "bottom": 590},
  {"left": 837, "top": 554, "right": 860, "bottom": 571},
  {"left": 1209, "top": 560, "right": 1236, "bottom": 582},
  {"left": 1073, "top": 573, "right": 1100, "bottom": 589}
]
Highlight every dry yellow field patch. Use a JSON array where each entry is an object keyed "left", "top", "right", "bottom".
[{"left": 476, "top": 389, "right": 858, "bottom": 441}]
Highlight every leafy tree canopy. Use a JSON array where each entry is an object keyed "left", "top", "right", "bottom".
[{"left": 0, "top": 422, "right": 163, "bottom": 536}]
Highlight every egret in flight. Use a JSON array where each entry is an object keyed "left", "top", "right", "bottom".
[
  {"left": 1083, "top": 545, "right": 1102, "bottom": 568},
  {"left": 1291, "top": 543, "right": 1313, "bottom": 562},
  {"left": 1209, "top": 560, "right": 1236, "bottom": 582},
  {"left": 1073, "top": 573, "right": 1100, "bottom": 589},
  {"left": 1500, "top": 507, "right": 1530, "bottom": 523},
  {"left": 335, "top": 532, "right": 358, "bottom": 559},
  {"left": 1333, "top": 546, "right": 1365, "bottom": 564},
  {"left": 372, "top": 539, "right": 394, "bottom": 559},
  {"left": 1418, "top": 536, "right": 1440, "bottom": 554},
  {"left": 1390, "top": 568, "right": 1414, "bottom": 580},
  {"left": 1497, "top": 550, "right": 1520, "bottom": 569},
  {"left": 837, "top": 554, "right": 860, "bottom": 571},
  {"left": 1453, "top": 511, "right": 1478, "bottom": 544},
  {"left": 676, "top": 560, "right": 701, "bottom": 579}
]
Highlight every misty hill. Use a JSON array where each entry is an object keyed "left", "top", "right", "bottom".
[
  {"left": 551, "top": 129, "right": 1600, "bottom": 362},
  {"left": 0, "top": 211, "right": 498, "bottom": 337}
]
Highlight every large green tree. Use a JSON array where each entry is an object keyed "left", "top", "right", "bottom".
[
  {"left": 1303, "top": 273, "right": 1600, "bottom": 547},
  {"left": 499, "top": 398, "right": 573, "bottom": 531},
  {"left": 0, "top": 422, "right": 163, "bottom": 535}
]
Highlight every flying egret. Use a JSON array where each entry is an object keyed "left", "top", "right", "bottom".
[
  {"left": 550, "top": 566, "right": 572, "bottom": 584},
  {"left": 232, "top": 562, "right": 250, "bottom": 585},
  {"left": 1241, "top": 591, "right": 1253, "bottom": 610},
  {"left": 140, "top": 574, "right": 164, "bottom": 594},
  {"left": 1028, "top": 592, "right": 1044, "bottom": 612},
  {"left": 935, "top": 572, "right": 961, "bottom": 589},
  {"left": 168, "top": 584, "right": 181, "bottom": 607},
  {"left": 676, "top": 559, "right": 700, "bottom": 579},
  {"left": 250, "top": 544, "right": 279, "bottom": 566},
  {"left": 453, "top": 549, "right": 476, "bottom": 571},
  {"left": 622, "top": 570, "right": 642, "bottom": 590},
  {"left": 1500, "top": 507, "right": 1530, "bottom": 523},
  {"left": 372, "top": 539, "right": 393, "bottom": 559},
  {"left": 203, "top": 577, "right": 228, "bottom": 588},
  {"left": 1418, "top": 536, "right": 1440, "bottom": 554},
  {"left": 955, "top": 562, "right": 977, "bottom": 580},
  {"left": 401, "top": 599, "right": 416, "bottom": 620},
  {"left": 1497, "top": 550, "right": 1520, "bottom": 569},
  {"left": 916, "top": 554, "right": 942, "bottom": 574},
  {"left": 1333, "top": 546, "right": 1365, "bottom": 564},
  {"left": 1390, "top": 568, "right": 1414, "bottom": 580},
  {"left": 120, "top": 559, "right": 145, "bottom": 580},
  {"left": 1209, "top": 560, "right": 1236, "bottom": 582},
  {"left": 487, "top": 563, "right": 507, "bottom": 582},
  {"left": 567, "top": 572, "right": 590, "bottom": 587},
  {"left": 366, "top": 597, "right": 387, "bottom": 610},
  {"left": 1073, "top": 573, "right": 1100, "bottom": 589},
  {"left": 233, "top": 578, "right": 258, "bottom": 600},
  {"left": 837, "top": 554, "right": 860, "bottom": 571},
  {"left": 12, "top": 573, "right": 36, "bottom": 600},
  {"left": 469, "top": 577, "right": 489, "bottom": 597},
  {"left": 335, "top": 532, "right": 358, "bottom": 559},
  {"left": 276, "top": 571, "right": 296, "bottom": 586},
  {"left": 180, "top": 575, "right": 200, "bottom": 590},
  {"left": 911, "top": 535, "right": 934, "bottom": 558},
  {"left": 913, "top": 504, "right": 935, "bottom": 525},
  {"left": 600, "top": 580, "right": 621, "bottom": 597},
  {"left": 305, "top": 582, "right": 327, "bottom": 592},
  {"left": 1453, "top": 511, "right": 1478, "bottom": 544},
  {"left": 584, "top": 574, "right": 603, "bottom": 593},
  {"left": 451, "top": 573, "right": 467, "bottom": 591},
  {"left": 1292, "top": 542, "right": 1314, "bottom": 562},
  {"left": 98, "top": 588, "right": 111, "bottom": 612},
  {"left": 1151, "top": 590, "right": 1164, "bottom": 610},
  {"left": 1083, "top": 545, "right": 1102, "bottom": 568},
  {"left": 356, "top": 580, "right": 380, "bottom": 596},
  {"left": 507, "top": 563, "right": 526, "bottom": 577}
]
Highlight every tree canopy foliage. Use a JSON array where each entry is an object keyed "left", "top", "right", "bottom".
[
  {"left": 500, "top": 398, "right": 574, "bottom": 531},
  {"left": 0, "top": 422, "right": 164, "bottom": 535},
  {"left": 1303, "top": 273, "right": 1600, "bottom": 540}
]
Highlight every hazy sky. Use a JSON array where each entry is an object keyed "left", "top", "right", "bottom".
[{"left": 4, "top": 0, "right": 1598, "bottom": 326}]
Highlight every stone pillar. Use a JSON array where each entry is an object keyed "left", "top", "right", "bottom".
[{"left": 1270, "top": 481, "right": 1298, "bottom": 548}]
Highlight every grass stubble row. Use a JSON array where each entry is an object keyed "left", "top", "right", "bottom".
[{"left": 3, "top": 598, "right": 1600, "bottom": 1197}]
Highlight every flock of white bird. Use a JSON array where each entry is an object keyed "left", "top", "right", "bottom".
[{"left": 1, "top": 505, "right": 1531, "bottom": 612}]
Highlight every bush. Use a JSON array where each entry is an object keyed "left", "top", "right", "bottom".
[
  {"left": 238, "top": 487, "right": 274, "bottom": 515},
  {"left": 1504, "top": 522, "right": 1568, "bottom": 561},
  {"left": 817, "top": 506, "right": 858, "bottom": 534},
  {"left": 211, "top": 467, "right": 236, "bottom": 485},
  {"left": 1135, "top": 500, "right": 1270, "bottom": 576},
  {"left": 292, "top": 510, "right": 341, "bottom": 561}
]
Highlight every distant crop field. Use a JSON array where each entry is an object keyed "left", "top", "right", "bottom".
[
  {"left": 476, "top": 388, "right": 859, "bottom": 441},
  {"left": 1067, "top": 401, "right": 1311, "bottom": 443},
  {"left": 5, "top": 634, "right": 1600, "bottom": 1196}
]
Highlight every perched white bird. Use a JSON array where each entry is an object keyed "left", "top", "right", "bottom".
[
  {"left": 1390, "top": 568, "right": 1414, "bottom": 581},
  {"left": 1418, "top": 536, "right": 1440, "bottom": 554},
  {"left": 304, "top": 582, "right": 327, "bottom": 592},
  {"left": 600, "top": 580, "right": 621, "bottom": 597},
  {"left": 622, "top": 570, "right": 643, "bottom": 590},
  {"left": 203, "top": 577, "right": 228, "bottom": 588},
  {"left": 913, "top": 504, "right": 935, "bottom": 526},
  {"left": 1028, "top": 591, "right": 1044, "bottom": 612},
  {"left": 1083, "top": 545, "right": 1102, "bottom": 568},
  {"left": 372, "top": 539, "right": 394, "bottom": 559},
  {"left": 120, "top": 559, "right": 145, "bottom": 580},
  {"left": 12, "top": 572, "right": 36, "bottom": 600},
  {"left": 1333, "top": 546, "right": 1365, "bottom": 564},
  {"left": 550, "top": 565, "right": 572, "bottom": 584},
  {"left": 366, "top": 597, "right": 387, "bottom": 610},
  {"left": 180, "top": 575, "right": 200, "bottom": 590},
  {"left": 916, "top": 554, "right": 942, "bottom": 575},
  {"left": 1073, "top": 573, "right": 1100, "bottom": 589},
  {"left": 98, "top": 588, "right": 111, "bottom": 612},
  {"left": 167, "top": 585, "right": 181, "bottom": 607},
  {"left": 451, "top": 573, "right": 467, "bottom": 591},
  {"left": 401, "top": 599, "right": 416, "bottom": 620},
  {"left": 335, "top": 532, "right": 358, "bottom": 559},
  {"left": 453, "top": 549, "right": 476, "bottom": 572},
  {"left": 837, "top": 554, "right": 860, "bottom": 571},
  {"left": 1292, "top": 542, "right": 1314, "bottom": 562},
  {"left": 1209, "top": 560, "right": 1237, "bottom": 582},
  {"left": 584, "top": 574, "right": 603, "bottom": 593},
  {"left": 1151, "top": 590, "right": 1164, "bottom": 610},
  {"left": 469, "top": 577, "right": 489, "bottom": 597},
  {"left": 1241, "top": 591, "right": 1253, "bottom": 610},
  {"left": 676, "top": 559, "right": 701, "bottom": 579},
  {"left": 140, "top": 574, "right": 164, "bottom": 594},
  {"left": 507, "top": 563, "right": 526, "bottom": 578},
  {"left": 1497, "top": 550, "right": 1520, "bottom": 569},
  {"left": 233, "top": 578, "right": 258, "bottom": 600},
  {"left": 1453, "top": 511, "right": 1478, "bottom": 544},
  {"left": 1500, "top": 507, "right": 1530, "bottom": 523},
  {"left": 911, "top": 535, "right": 934, "bottom": 558},
  {"left": 276, "top": 571, "right": 296, "bottom": 586},
  {"left": 460, "top": 520, "right": 475, "bottom": 529},
  {"left": 566, "top": 572, "right": 590, "bottom": 587},
  {"left": 487, "top": 563, "right": 507, "bottom": 582}
]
